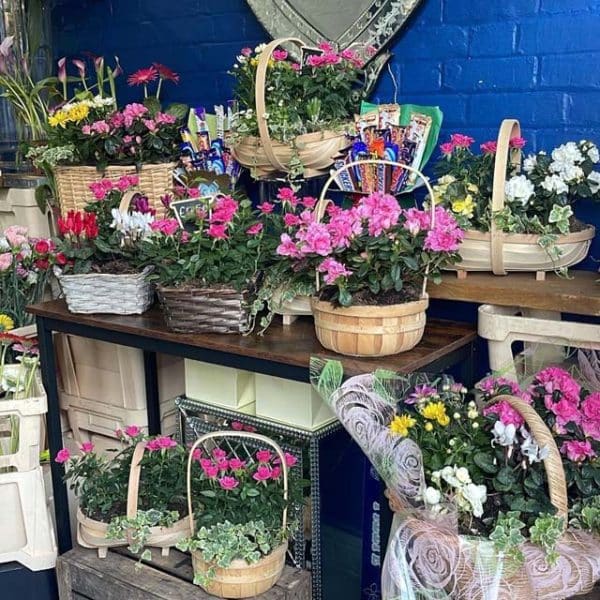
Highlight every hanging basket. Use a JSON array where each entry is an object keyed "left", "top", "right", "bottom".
[
  {"left": 157, "top": 284, "right": 251, "bottom": 334},
  {"left": 54, "top": 162, "right": 175, "bottom": 217},
  {"left": 186, "top": 431, "right": 289, "bottom": 598},
  {"left": 230, "top": 38, "right": 348, "bottom": 179},
  {"left": 447, "top": 119, "right": 595, "bottom": 279},
  {"left": 77, "top": 441, "right": 188, "bottom": 558}
]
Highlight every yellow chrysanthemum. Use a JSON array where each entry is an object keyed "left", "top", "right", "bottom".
[
  {"left": 451, "top": 194, "right": 475, "bottom": 218},
  {"left": 424, "top": 422, "right": 434, "bottom": 432},
  {"left": 48, "top": 110, "right": 69, "bottom": 128},
  {"left": 66, "top": 103, "right": 89, "bottom": 123},
  {"left": 389, "top": 414, "right": 416, "bottom": 437},
  {"left": 421, "top": 401, "right": 450, "bottom": 427},
  {"left": 0, "top": 314, "right": 14, "bottom": 331}
]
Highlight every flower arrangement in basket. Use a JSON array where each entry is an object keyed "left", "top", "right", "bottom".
[
  {"left": 312, "top": 359, "right": 600, "bottom": 599},
  {"left": 177, "top": 431, "right": 305, "bottom": 598},
  {"left": 0, "top": 225, "right": 56, "bottom": 327},
  {"left": 56, "top": 427, "right": 189, "bottom": 559},
  {"left": 138, "top": 194, "right": 271, "bottom": 334},
  {"left": 230, "top": 39, "right": 367, "bottom": 179},
  {"left": 432, "top": 119, "right": 597, "bottom": 278},
  {"left": 271, "top": 162, "right": 464, "bottom": 356},
  {"left": 54, "top": 175, "right": 156, "bottom": 315}
]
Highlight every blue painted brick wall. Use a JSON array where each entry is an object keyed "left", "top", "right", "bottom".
[{"left": 52, "top": 0, "right": 600, "bottom": 268}]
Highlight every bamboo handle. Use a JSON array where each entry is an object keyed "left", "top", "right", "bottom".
[
  {"left": 486, "top": 394, "right": 568, "bottom": 526},
  {"left": 315, "top": 159, "right": 437, "bottom": 297},
  {"left": 118, "top": 190, "right": 138, "bottom": 215},
  {"left": 126, "top": 441, "right": 147, "bottom": 519},
  {"left": 186, "top": 431, "right": 290, "bottom": 538},
  {"left": 255, "top": 37, "right": 305, "bottom": 173},
  {"left": 490, "top": 119, "right": 522, "bottom": 275}
]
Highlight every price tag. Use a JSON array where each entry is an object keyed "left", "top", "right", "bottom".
[{"left": 171, "top": 196, "right": 213, "bottom": 228}]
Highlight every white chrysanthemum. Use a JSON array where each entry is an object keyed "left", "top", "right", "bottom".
[
  {"left": 523, "top": 155, "right": 537, "bottom": 173},
  {"left": 505, "top": 175, "right": 535, "bottom": 206},
  {"left": 424, "top": 486, "right": 441, "bottom": 505},
  {"left": 541, "top": 174, "right": 568, "bottom": 195},
  {"left": 587, "top": 171, "right": 600, "bottom": 194}
]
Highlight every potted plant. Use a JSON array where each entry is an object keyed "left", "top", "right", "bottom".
[
  {"left": 178, "top": 431, "right": 305, "bottom": 598},
  {"left": 313, "top": 361, "right": 600, "bottom": 598},
  {"left": 54, "top": 175, "right": 155, "bottom": 315},
  {"left": 139, "top": 194, "right": 270, "bottom": 333},
  {"left": 432, "top": 119, "right": 597, "bottom": 277},
  {"left": 55, "top": 427, "right": 189, "bottom": 559},
  {"left": 0, "top": 225, "right": 55, "bottom": 327},
  {"left": 230, "top": 39, "right": 367, "bottom": 179},
  {"left": 274, "top": 181, "right": 464, "bottom": 356}
]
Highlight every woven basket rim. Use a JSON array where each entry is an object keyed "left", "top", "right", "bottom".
[
  {"left": 463, "top": 224, "right": 595, "bottom": 244},
  {"left": 54, "top": 161, "right": 177, "bottom": 172},
  {"left": 58, "top": 265, "right": 154, "bottom": 282}
]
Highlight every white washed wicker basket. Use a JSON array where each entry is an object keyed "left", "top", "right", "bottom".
[{"left": 58, "top": 265, "right": 154, "bottom": 315}]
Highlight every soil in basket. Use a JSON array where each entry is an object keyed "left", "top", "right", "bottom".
[
  {"left": 91, "top": 260, "right": 141, "bottom": 275},
  {"left": 319, "top": 285, "right": 421, "bottom": 307}
]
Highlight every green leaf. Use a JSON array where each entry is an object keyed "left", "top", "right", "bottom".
[
  {"left": 473, "top": 452, "right": 498, "bottom": 474},
  {"left": 496, "top": 466, "right": 516, "bottom": 486},
  {"left": 143, "top": 96, "right": 161, "bottom": 116},
  {"left": 165, "top": 102, "right": 189, "bottom": 121},
  {"left": 311, "top": 359, "right": 344, "bottom": 402},
  {"left": 200, "top": 490, "right": 217, "bottom": 498}
]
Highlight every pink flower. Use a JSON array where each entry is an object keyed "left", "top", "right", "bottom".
[
  {"left": 150, "top": 218, "right": 180, "bottom": 236},
  {"left": 440, "top": 142, "right": 455, "bottom": 156},
  {"left": 199, "top": 458, "right": 213, "bottom": 469},
  {"left": 270, "top": 466, "right": 282, "bottom": 479},
  {"left": 322, "top": 52, "right": 342, "bottom": 65},
  {"left": 424, "top": 228, "right": 464, "bottom": 252},
  {"left": 256, "top": 449, "right": 272, "bottom": 463},
  {"left": 277, "top": 233, "right": 301, "bottom": 257},
  {"left": 125, "top": 425, "right": 142, "bottom": 437},
  {"left": 203, "top": 464, "right": 219, "bottom": 479},
  {"left": 341, "top": 48, "right": 357, "bottom": 61},
  {"left": 216, "top": 458, "right": 229, "bottom": 470},
  {"left": 300, "top": 222, "right": 332, "bottom": 256},
  {"left": 291, "top": 63, "right": 301, "bottom": 71},
  {"left": 110, "top": 112, "right": 125, "bottom": 128},
  {"left": 231, "top": 421, "right": 244, "bottom": 431},
  {"left": 55, "top": 448, "right": 71, "bottom": 464},
  {"left": 450, "top": 133, "right": 475, "bottom": 148},
  {"left": 283, "top": 213, "right": 301, "bottom": 227},
  {"left": 241, "top": 47, "right": 252, "bottom": 57},
  {"left": 212, "top": 448, "right": 227, "bottom": 460},
  {"left": 4, "top": 225, "right": 28, "bottom": 247},
  {"left": 318, "top": 41, "right": 334, "bottom": 52},
  {"left": 551, "top": 398, "right": 582, "bottom": 430},
  {"left": 535, "top": 367, "right": 581, "bottom": 405},
  {"left": 219, "top": 476, "right": 239, "bottom": 490},
  {"left": 81, "top": 125, "right": 92, "bottom": 135},
  {"left": 90, "top": 120, "right": 110, "bottom": 134},
  {"left": 246, "top": 222, "right": 263, "bottom": 235},
  {"left": 142, "top": 119, "right": 157, "bottom": 132},
  {"left": 211, "top": 195, "right": 238, "bottom": 223},
  {"left": 480, "top": 141, "right": 497, "bottom": 154},
  {"left": 277, "top": 187, "right": 298, "bottom": 205},
  {"left": 318, "top": 257, "right": 352, "bottom": 285},
  {"left": 357, "top": 192, "right": 401, "bottom": 236},
  {"left": 403, "top": 207, "right": 431, "bottom": 236},
  {"left": 274, "top": 452, "right": 298, "bottom": 468},
  {"left": 582, "top": 419, "right": 600, "bottom": 441},
  {"left": 307, "top": 54, "right": 326, "bottom": 68},
  {"left": 115, "top": 428, "right": 123, "bottom": 438},
  {"left": 257, "top": 201, "right": 274, "bottom": 214},
  {"left": 509, "top": 137, "right": 527, "bottom": 149},
  {"left": 253, "top": 464, "right": 272, "bottom": 481},
  {"left": 192, "top": 448, "right": 203, "bottom": 461},
  {"left": 157, "top": 436, "right": 177, "bottom": 449},
  {"left": 302, "top": 196, "right": 317, "bottom": 209},
  {"left": 0, "top": 252, "right": 13, "bottom": 271},
  {"left": 483, "top": 401, "right": 524, "bottom": 428},
  {"left": 272, "top": 49, "right": 288, "bottom": 61},
  {"left": 244, "top": 425, "right": 257, "bottom": 433},
  {"left": 581, "top": 392, "right": 600, "bottom": 421},
  {"left": 80, "top": 442, "right": 94, "bottom": 454},
  {"left": 121, "top": 102, "right": 148, "bottom": 127},
  {"left": 327, "top": 208, "right": 362, "bottom": 247},
  {"left": 155, "top": 112, "right": 177, "bottom": 125},
  {"left": 207, "top": 223, "right": 228, "bottom": 239},
  {"left": 115, "top": 175, "right": 138, "bottom": 192},
  {"left": 561, "top": 440, "right": 595, "bottom": 462},
  {"left": 229, "top": 458, "right": 246, "bottom": 470}
]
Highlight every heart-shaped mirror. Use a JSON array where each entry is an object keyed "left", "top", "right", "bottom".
[{"left": 246, "top": 0, "right": 423, "bottom": 57}]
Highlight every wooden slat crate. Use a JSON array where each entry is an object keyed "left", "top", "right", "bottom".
[{"left": 56, "top": 547, "right": 311, "bottom": 600}]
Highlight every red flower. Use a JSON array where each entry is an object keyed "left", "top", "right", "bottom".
[
  {"left": 55, "top": 252, "right": 67, "bottom": 266},
  {"left": 127, "top": 66, "right": 158, "bottom": 86},
  {"left": 57, "top": 211, "right": 99, "bottom": 240},
  {"left": 35, "top": 258, "right": 50, "bottom": 270},
  {"left": 152, "top": 62, "right": 179, "bottom": 83},
  {"left": 34, "top": 239, "right": 51, "bottom": 255}
]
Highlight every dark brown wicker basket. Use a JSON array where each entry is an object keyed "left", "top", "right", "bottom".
[{"left": 156, "top": 285, "right": 251, "bottom": 334}]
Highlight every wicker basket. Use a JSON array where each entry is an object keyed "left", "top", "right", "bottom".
[
  {"left": 157, "top": 285, "right": 251, "bottom": 334},
  {"left": 54, "top": 162, "right": 176, "bottom": 217},
  {"left": 230, "top": 38, "right": 347, "bottom": 179},
  {"left": 77, "top": 441, "right": 188, "bottom": 558},
  {"left": 186, "top": 431, "right": 289, "bottom": 598},
  {"left": 447, "top": 119, "right": 595, "bottom": 279}
]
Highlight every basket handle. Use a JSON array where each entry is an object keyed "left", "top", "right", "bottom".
[
  {"left": 490, "top": 119, "right": 522, "bottom": 275},
  {"left": 118, "top": 190, "right": 139, "bottom": 215},
  {"left": 315, "top": 159, "right": 437, "bottom": 297},
  {"left": 486, "top": 394, "right": 568, "bottom": 526},
  {"left": 255, "top": 37, "right": 306, "bottom": 173},
  {"left": 186, "top": 431, "right": 289, "bottom": 538},
  {"left": 126, "top": 440, "right": 148, "bottom": 519}
]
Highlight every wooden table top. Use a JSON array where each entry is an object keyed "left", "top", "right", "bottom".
[
  {"left": 29, "top": 299, "right": 477, "bottom": 376},
  {"left": 428, "top": 270, "right": 600, "bottom": 316}
]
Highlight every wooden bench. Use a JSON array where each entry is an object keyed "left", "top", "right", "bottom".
[{"left": 56, "top": 547, "right": 311, "bottom": 600}]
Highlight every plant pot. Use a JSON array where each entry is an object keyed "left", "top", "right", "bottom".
[
  {"left": 191, "top": 542, "right": 288, "bottom": 599},
  {"left": 311, "top": 295, "right": 429, "bottom": 357},
  {"left": 157, "top": 284, "right": 251, "bottom": 334},
  {"left": 58, "top": 266, "right": 154, "bottom": 315}
]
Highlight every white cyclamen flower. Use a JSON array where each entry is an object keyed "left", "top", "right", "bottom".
[
  {"left": 424, "top": 486, "right": 441, "bottom": 505},
  {"left": 492, "top": 421, "right": 517, "bottom": 447},
  {"left": 462, "top": 483, "right": 487, "bottom": 518},
  {"left": 505, "top": 175, "right": 535, "bottom": 206},
  {"left": 455, "top": 467, "right": 471, "bottom": 484},
  {"left": 523, "top": 155, "right": 537, "bottom": 173},
  {"left": 541, "top": 174, "right": 568, "bottom": 195},
  {"left": 520, "top": 427, "right": 550, "bottom": 464},
  {"left": 587, "top": 171, "right": 600, "bottom": 194},
  {"left": 551, "top": 142, "right": 584, "bottom": 169}
]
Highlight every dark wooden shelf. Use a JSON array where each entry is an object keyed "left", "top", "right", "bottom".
[{"left": 428, "top": 270, "right": 600, "bottom": 316}]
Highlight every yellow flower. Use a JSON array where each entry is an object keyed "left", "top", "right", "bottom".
[
  {"left": 0, "top": 314, "right": 14, "bottom": 331},
  {"left": 467, "top": 183, "right": 479, "bottom": 194},
  {"left": 48, "top": 110, "right": 69, "bottom": 128},
  {"left": 250, "top": 57, "right": 259, "bottom": 67},
  {"left": 425, "top": 422, "right": 434, "bottom": 432},
  {"left": 451, "top": 194, "right": 475, "bottom": 218},
  {"left": 66, "top": 103, "right": 89, "bottom": 123},
  {"left": 389, "top": 414, "right": 416, "bottom": 437},
  {"left": 421, "top": 401, "right": 450, "bottom": 427}
]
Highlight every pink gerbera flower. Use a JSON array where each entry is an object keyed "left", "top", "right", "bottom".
[
  {"left": 152, "top": 63, "right": 179, "bottom": 83},
  {"left": 128, "top": 66, "right": 158, "bottom": 86}
]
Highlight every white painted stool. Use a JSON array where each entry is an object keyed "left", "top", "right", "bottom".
[{"left": 478, "top": 304, "right": 600, "bottom": 381}]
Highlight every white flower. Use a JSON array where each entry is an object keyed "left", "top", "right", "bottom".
[
  {"left": 520, "top": 427, "right": 549, "bottom": 464},
  {"left": 236, "top": 55, "right": 247, "bottom": 64},
  {"left": 439, "top": 466, "right": 460, "bottom": 487},
  {"left": 505, "top": 175, "right": 535, "bottom": 206},
  {"left": 26, "top": 271, "right": 38, "bottom": 285},
  {"left": 462, "top": 483, "right": 487, "bottom": 518},
  {"left": 587, "top": 171, "right": 600, "bottom": 194},
  {"left": 561, "top": 164, "right": 584, "bottom": 182},
  {"left": 424, "top": 486, "right": 441, "bottom": 505},
  {"left": 0, "top": 237, "right": 9, "bottom": 251},
  {"left": 587, "top": 145, "right": 599, "bottom": 163},
  {"left": 431, "top": 470, "right": 441, "bottom": 483},
  {"left": 523, "top": 155, "right": 537, "bottom": 173},
  {"left": 492, "top": 421, "right": 517, "bottom": 447},
  {"left": 467, "top": 408, "right": 478, "bottom": 420},
  {"left": 254, "top": 43, "right": 267, "bottom": 54},
  {"left": 541, "top": 174, "right": 568, "bottom": 195},
  {"left": 551, "top": 142, "right": 584, "bottom": 170},
  {"left": 110, "top": 209, "right": 154, "bottom": 242},
  {"left": 455, "top": 467, "right": 471, "bottom": 484}
]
